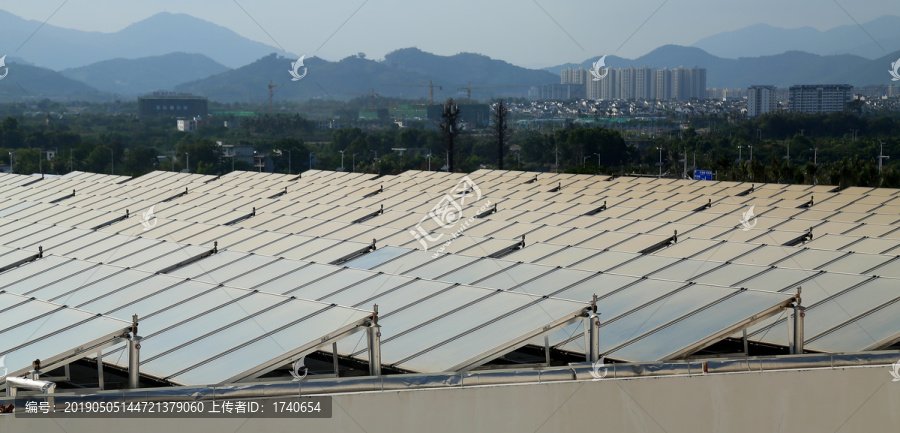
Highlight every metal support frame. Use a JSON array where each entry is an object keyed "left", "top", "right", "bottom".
[
  {"left": 693, "top": 199, "right": 712, "bottom": 212},
  {"left": 475, "top": 203, "right": 497, "bottom": 219},
  {"left": 363, "top": 185, "right": 383, "bottom": 198},
  {"left": 549, "top": 182, "right": 563, "bottom": 192},
  {"left": 224, "top": 207, "right": 257, "bottom": 226},
  {"left": 269, "top": 187, "right": 288, "bottom": 199},
  {"left": 0, "top": 246, "right": 43, "bottom": 273},
  {"left": 783, "top": 228, "right": 813, "bottom": 247},
  {"left": 161, "top": 187, "right": 189, "bottom": 203},
  {"left": 584, "top": 201, "right": 607, "bottom": 216},
  {"left": 90, "top": 210, "right": 130, "bottom": 230},
  {"left": 486, "top": 235, "right": 525, "bottom": 259},
  {"left": 1, "top": 330, "right": 130, "bottom": 383},
  {"left": 157, "top": 242, "right": 218, "bottom": 274},
  {"left": 351, "top": 205, "right": 384, "bottom": 224},
  {"left": 329, "top": 239, "right": 377, "bottom": 266},
  {"left": 798, "top": 196, "right": 814, "bottom": 208},
  {"left": 49, "top": 189, "right": 76, "bottom": 204},
  {"left": 638, "top": 230, "right": 678, "bottom": 255},
  {"left": 736, "top": 184, "right": 755, "bottom": 196}
]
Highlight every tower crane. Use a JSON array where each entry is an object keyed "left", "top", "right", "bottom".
[
  {"left": 347, "top": 88, "right": 380, "bottom": 107},
  {"left": 384, "top": 80, "right": 443, "bottom": 103}
]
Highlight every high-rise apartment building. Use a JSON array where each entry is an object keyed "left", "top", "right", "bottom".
[
  {"left": 788, "top": 84, "right": 853, "bottom": 113},
  {"left": 747, "top": 85, "right": 777, "bottom": 117}
]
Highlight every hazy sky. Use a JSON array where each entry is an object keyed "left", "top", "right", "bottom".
[{"left": 4, "top": 0, "right": 899, "bottom": 67}]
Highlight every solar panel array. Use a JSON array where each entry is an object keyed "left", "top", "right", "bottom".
[{"left": 1, "top": 168, "right": 898, "bottom": 386}]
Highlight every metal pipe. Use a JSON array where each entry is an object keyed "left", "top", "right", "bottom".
[
  {"left": 97, "top": 350, "right": 105, "bottom": 390},
  {"left": 129, "top": 314, "right": 142, "bottom": 389},
  {"left": 5, "top": 377, "right": 57, "bottom": 396},
  {"left": 129, "top": 336, "right": 142, "bottom": 389},
  {"left": 367, "top": 305, "right": 382, "bottom": 377},
  {"left": 332, "top": 342, "right": 340, "bottom": 378},
  {"left": 584, "top": 313, "right": 600, "bottom": 363},
  {"left": 793, "top": 306, "right": 805, "bottom": 354}
]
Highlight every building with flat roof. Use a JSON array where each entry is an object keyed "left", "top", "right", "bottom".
[{"left": 789, "top": 84, "right": 852, "bottom": 113}]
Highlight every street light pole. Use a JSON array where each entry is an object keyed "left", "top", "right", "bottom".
[
  {"left": 656, "top": 147, "right": 663, "bottom": 178},
  {"left": 111, "top": 148, "right": 114, "bottom": 175},
  {"left": 427, "top": 153, "right": 432, "bottom": 171},
  {"left": 288, "top": 149, "right": 292, "bottom": 174},
  {"left": 339, "top": 149, "right": 345, "bottom": 171},
  {"left": 352, "top": 153, "right": 357, "bottom": 172},
  {"left": 878, "top": 142, "right": 890, "bottom": 173},
  {"left": 8, "top": 152, "right": 13, "bottom": 174},
  {"left": 185, "top": 152, "right": 189, "bottom": 174}
]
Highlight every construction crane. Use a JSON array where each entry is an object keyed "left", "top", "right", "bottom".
[
  {"left": 347, "top": 88, "right": 380, "bottom": 107},
  {"left": 384, "top": 80, "right": 443, "bottom": 104},
  {"left": 455, "top": 83, "right": 528, "bottom": 103},
  {"left": 268, "top": 80, "right": 278, "bottom": 114}
]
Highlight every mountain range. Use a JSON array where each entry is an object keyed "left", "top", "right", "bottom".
[
  {"left": 691, "top": 16, "right": 900, "bottom": 60},
  {"left": 0, "top": 10, "right": 292, "bottom": 70},
  {"left": 1, "top": 10, "right": 899, "bottom": 104}
]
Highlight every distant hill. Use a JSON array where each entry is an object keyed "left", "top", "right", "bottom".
[
  {"left": 692, "top": 16, "right": 900, "bottom": 60},
  {"left": 545, "top": 45, "right": 900, "bottom": 89},
  {"left": 0, "top": 10, "right": 292, "bottom": 70},
  {"left": 0, "top": 62, "right": 103, "bottom": 102},
  {"left": 175, "top": 49, "right": 559, "bottom": 104},
  {"left": 60, "top": 53, "right": 230, "bottom": 96}
]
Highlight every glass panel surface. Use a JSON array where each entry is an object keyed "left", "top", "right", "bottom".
[
  {"left": 98, "top": 278, "right": 219, "bottom": 317},
  {"left": 692, "top": 263, "right": 769, "bottom": 287},
  {"left": 512, "top": 268, "right": 596, "bottom": 297},
  {"left": 729, "top": 245, "right": 797, "bottom": 266},
  {"left": 25, "top": 265, "right": 132, "bottom": 301},
  {"left": 343, "top": 246, "right": 412, "bottom": 270},
  {"left": 377, "top": 290, "right": 535, "bottom": 365},
  {"left": 501, "top": 243, "right": 568, "bottom": 263},
  {"left": 610, "top": 290, "right": 791, "bottom": 361},
  {"left": 397, "top": 297, "right": 586, "bottom": 372},
  {"left": 141, "top": 298, "right": 327, "bottom": 377},
  {"left": 648, "top": 259, "right": 724, "bottom": 282},
  {"left": 738, "top": 267, "right": 817, "bottom": 292},
  {"left": 401, "top": 254, "right": 479, "bottom": 279},
  {"left": 473, "top": 262, "right": 556, "bottom": 290},
  {"left": 321, "top": 274, "right": 415, "bottom": 307},
  {"left": 435, "top": 258, "right": 517, "bottom": 285},
  {"left": 165, "top": 250, "right": 252, "bottom": 280},
  {"left": 597, "top": 284, "right": 734, "bottom": 354},
  {"left": 607, "top": 255, "right": 682, "bottom": 278},
  {"left": 168, "top": 304, "right": 371, "bottom": 385},
  {"left": 284, "top": 268, "right": 374, "bottom": 300},
  {"left": 0, "top": 257, "right": 97, "bottom": 294},
  {"left": 570, "top": 250, "right": 639, "bottom": 272}
]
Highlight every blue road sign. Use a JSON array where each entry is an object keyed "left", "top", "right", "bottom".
[{"left": 693, "top": 170, "right": 713, "bottom": 181}]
